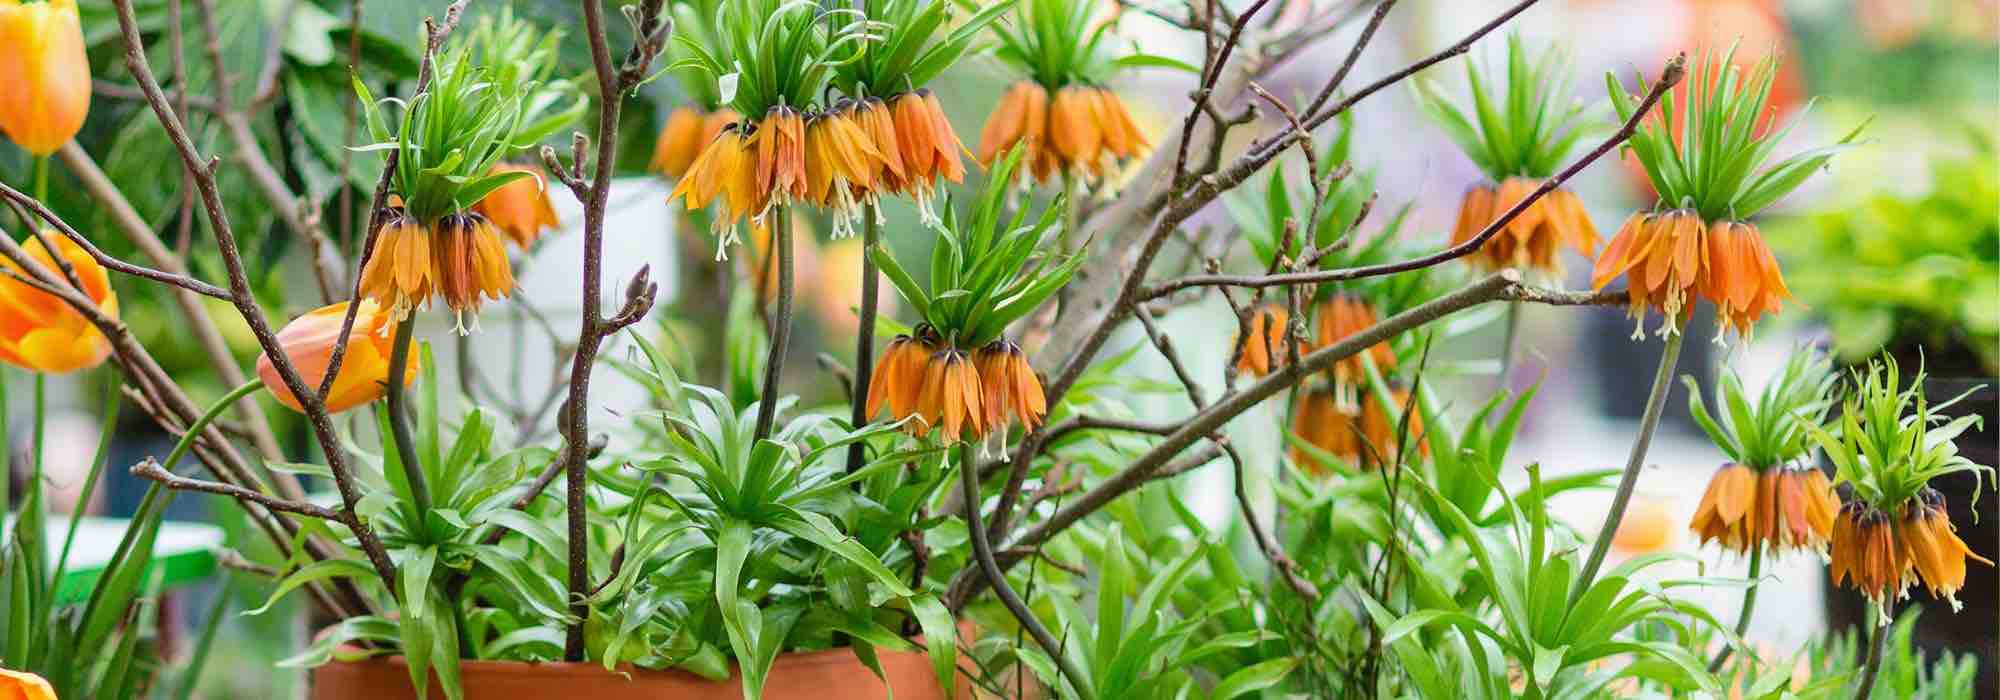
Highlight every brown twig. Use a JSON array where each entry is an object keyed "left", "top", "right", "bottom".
[
  {"left": 131, "top": 458, "right": 341, "bottom": 521},
  {"left": 559, "top": 0, "right": 669, "bottom": 660},
  {"left": 947, "top": 272, "right": 1631, "bottom": 607},
  {"left": 109, "top": 0, "right": 400, "bottom": 593}
]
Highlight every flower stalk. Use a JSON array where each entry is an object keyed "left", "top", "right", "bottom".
[
  {"left": 844, "top": 201, "right": 882, "bottom": 474},
  {"left": 957, "top": 442, "right": 1095, "bottom": 700},
  {"left": 1571, "top": 329, "right": 1683, "bottom": 605},
  {"left": 753, "top": 202, "right": 796, "bottom": 442}
]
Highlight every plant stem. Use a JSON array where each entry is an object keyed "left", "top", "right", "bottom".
[
  {"left": 1852, "top": 620, "right": 1885, "bottom": 700},
  {"left": 32, "top": 373, "right": 45, "bottom": 504},
  {"left": 753, "top": 204, "right": 795, "bottom": 442},
  {"left": 1498, "top": 300, "right": 1521, "bottom": 386},
  {"left": 52, "top": 376, "right": 123, "bottom": 589},
  {"left": 957, "top": 443, "right": 1095, "bottom": 700},
  {"left": 1707, "top": 545, "right": 1762, "bottom": 672},
  {"left": 1570, "top": 329, "right": 1684, "bottom": 606},
  {"left": 384, "top": 318, "right": 434, "bottom": 522},
  {"left": 844, "top": 202, "right": 881, "bottom": 474},
  {"left": 32, "top": 155, "right": 49, "bottom": 202}
]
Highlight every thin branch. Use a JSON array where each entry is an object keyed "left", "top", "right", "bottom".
[
  {"left": 1218, "top": 438, "right": 1318, "bottom": 600},
  {"left": 1144, "top": 53, "right": 1684, "bottom": 300},
  {"left": 949, "top": 272, "right": 1632, "bottom": 605},
  {"left": 109, "top": 0, "right": 399, "bottom": 592},
  {"left": 132, "top": 459, "right": 341, "bottom": 521}
]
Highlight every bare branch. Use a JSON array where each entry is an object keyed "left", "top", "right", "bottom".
[{"left": 132, "top": 458, "right": 342, "bottom": 521}]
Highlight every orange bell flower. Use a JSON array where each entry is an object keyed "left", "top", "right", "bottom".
[
  {"left": 865, "top": 325, "right": 941, "bottom": 425},
  {"left": 1234, "top": 305, "right": 1294, "bottom": 378},
  {"left": 651, "top": 107, "right": 739, "bottom": 178},
  {"left": 1688, "top": 464, "right": 1838, "bottom": 555},
  {"left": 0, "top": 668, "right": 56, "bottom": 700},
  {"left": 1896, "top": 489, "right": 1993, "bottom": 611},
  {"left": 255, "top": 299, "right": 417, "bottom": 414},
  {"left": 1313, "top": 294, "right": 1395, "bottom": 394},
  {"left": 472, "top": 164, "right": 560, "bottom": 249},
  {"left": 979, "top": 81, "right": 1147, "bottom": 186},
  {"left": 1450, "top": 178, "right": 1599, "bottom": 276},
  {"left": 1592, "top": 210, "right": 1792, "bottom": 339},
  {"left": 0, "top": 232, "right": 116, "bottom": 373},
  {"left": 0, "top": 0, "right": 90, "bottom": 156},
  {"left": 974, "top": 340, "right": 1046, "bottom": 432}
]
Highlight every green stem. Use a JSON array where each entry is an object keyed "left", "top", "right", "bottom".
[
  {"left": 844, "top": 202, "right": 881, "bottom": 475},
  {"left": 32, "top": 374, "right": 44, "bottom": 505},
  {"left": 32, "top": 155, "right": 49, "bottom": 203},
  {"left": 384, "top": 319, "right": 433, "bottom": 523},
  {"left": 161, "top": 381, "right": 264, "bottom": 475},
  {"left": 1852, "top": 619, "right": 1885, "bottom": 700},
  {"left": 1498, "top": 301, "right": 1521, "bottom": 386},
  {"left": 52, "top": 376, "right": 123, "bottom": 590},
  {"left": 1570, "top": 330, "right": 1684, "bottom": 606},
  {"left": 1706, "top": 546, "right": 1762, "bottom": 672},
  {"left": 0, "top": 370, "right": 8, "bottom": 539},
  {"left": 752, "top": 204, "right": 795, "bottom": 442},
  {"left": 957, "top": 443, "right": 1095, "bottom": 700}
]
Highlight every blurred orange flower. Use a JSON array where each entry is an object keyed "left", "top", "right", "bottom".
[
  {"left": 0, "top": 0, "right": 90, "bottom": 156},
  {"left": 0, "top": 232, "right": 116, "bottom": 373}
]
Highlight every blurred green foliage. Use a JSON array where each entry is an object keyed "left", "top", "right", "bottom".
[{"left": 1769, "top": 131, "right": 1999, "bottom": 376}]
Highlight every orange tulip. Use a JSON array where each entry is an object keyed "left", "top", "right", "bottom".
[
  {"left": 472, "top": 164, "right": 559, "bottom": 249},
  {"left": 0, "top": 232, "right": 117, "bottom": 373},
  {"left": 0, "top": 668, "right": 56, "bottom": 700},
  {"left": 0, "top": 0, "right": 90, "bottom": 156},
  {"left": 255, "top": 299, "right": 417, "bottom": 413}
]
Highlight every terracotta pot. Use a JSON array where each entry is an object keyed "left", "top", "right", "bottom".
[{"left": 311, "top": 639, "right": 972, "bottom": 700}]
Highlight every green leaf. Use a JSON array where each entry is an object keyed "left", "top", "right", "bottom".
[{"left": 1209, "top": 656, "right": 1298, "bottom": 699}]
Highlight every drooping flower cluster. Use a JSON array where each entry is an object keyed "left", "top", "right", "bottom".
[
  {"left": 1811, "top": 358, "right": 1993, "bottom": 618},
  {"left": 1593, "top": 210, "right": 1793, "bottom": 339},
  {"left": 1830, "top": 491, "right": 1992, "bottom": 619},
  {"left": 1236, "top": 294, "right": 1396, "bottom": 394},
  {"left": 867, "top": 326, "right": 1046, "bottom": 443},
  {"left": 1290, "top": 384, "right": 1422, "bottom": 471},
  {"left": 1594, "top": 48, "right": 1860, "bottom": 340},
  {"left": 672, "top": 94, "right": 967, "bottom": 245},
  {"left": 351, "top": 18, "right": 579, "bottom": 331},
  {"left": 1688, "top": 463, "right": 1839, "bottom": 553},
  {"left": 1416, "top": 37, "right": 1601, "bottom": 276},
  {"left": 977, "top": 82, "right": 1148, "bottom": 185},
  {"left": 977, "top": 0, "right": 1153, "bottom": 188},
  {"left": 1684, "top": 351, "right": 1841, "bottom": 557},
  {"left": 1450, "top": 178, "right": 1598, "bottom": 274},
  {"left": 863, "top": 149, "right": 1079, "bottom": 445}
]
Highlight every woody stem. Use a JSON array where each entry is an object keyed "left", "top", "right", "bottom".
[
  {"left": 844, "top": 202, "right": 881, "bottom": 474},
  {"left": 1570, "top": 329, "right": 1683, "bottom": 607},
  {"left": 753, "top": 203, "right": 795, "bottom": 442},
  {"left": 958, "top": 442, "right": 1095, "bottom": 700},
  {"left": 1707, "top": 545, "right": 1762, "bottom": 672}
]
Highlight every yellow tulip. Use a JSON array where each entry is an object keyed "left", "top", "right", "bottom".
[
  {"left": 0, "top": 0, "right": 91, "bottom": 156},
  {"left": 0, "top": 231, "right": 116, "bottom": 373},
  {"left": 255, "top": 299, "right": 417, "bottom": 413}
]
